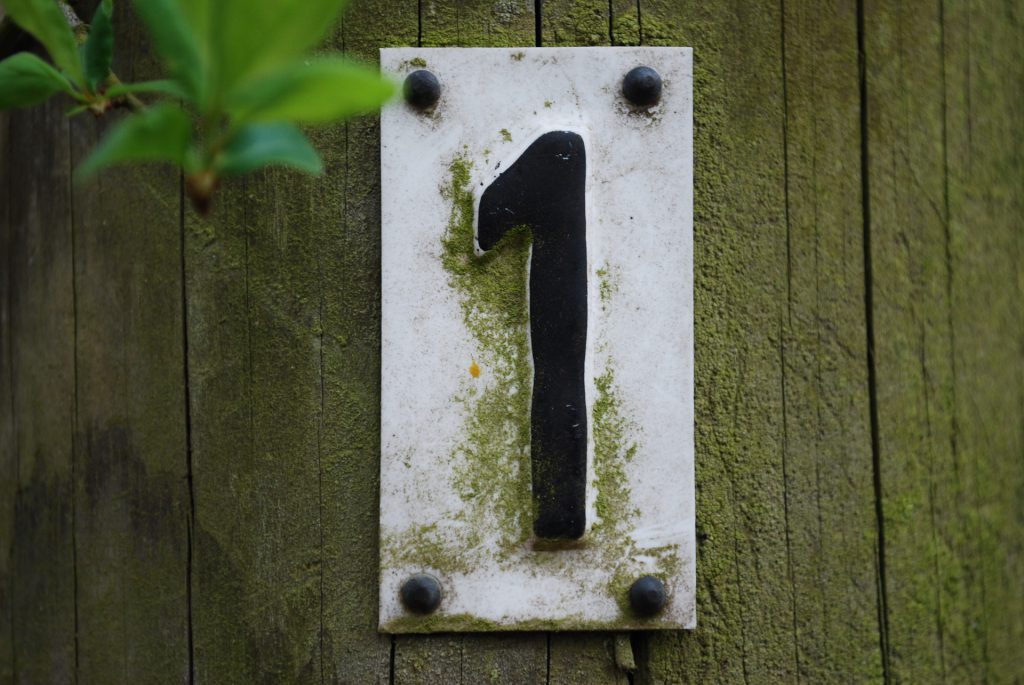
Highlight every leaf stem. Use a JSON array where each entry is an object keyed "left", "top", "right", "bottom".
[{"left": 105, "top": 74, "right": 146, "bottom": 112}]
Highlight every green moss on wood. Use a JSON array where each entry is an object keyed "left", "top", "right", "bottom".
[{"left": 544, "top": 0, "right": 609, "bottom": 46}]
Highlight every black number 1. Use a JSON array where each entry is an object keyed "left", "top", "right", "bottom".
[{"left": 476, "top": 130, "right": 588, "bottom": 540}]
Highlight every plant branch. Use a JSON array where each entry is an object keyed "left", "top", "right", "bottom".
[
  {"left": 58, "top": 0, "right": 88, "bottom": 42},
  {"left": 55, "top": 0, "right": 148, "bottom": 113},
  {"left": 106, "top": 74, "right": 146, "bottom": 112}
]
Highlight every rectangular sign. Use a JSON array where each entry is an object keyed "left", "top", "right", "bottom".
[{"left": 379, "top": 47, "right": 695, "bottom": 632}]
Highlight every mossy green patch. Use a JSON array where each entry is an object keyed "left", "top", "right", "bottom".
[
  {"left": 440, "top": 156, "right": 535, "bottom": 552},
  {"left": 591, "top": 367, "right": 639, "bottom": 537},
  {"left": 596, "top": 264, "right": 620, "bottom": 309},
  {"left": 552, "top": 0, "right": 609, "bottom": 46},
  {"left": 499, "top": 128, "right": 513, "bottom": 142},
  {"left": 382, "top": 523, "right": 474, "bottom": 575},
  {"left": 611, "top": 13, "right": 640, "bottom": 45},
  {"left": 384, "top": 159, "right": 682, "bottom": 628}
]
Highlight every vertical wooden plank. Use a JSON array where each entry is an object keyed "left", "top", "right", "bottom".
[
  {"left": 777, "top": 1, "right": 884, "bottom": 682},
  {"left": 420, "top": 0, "right": 535, "bottom": 47},
  {"left": 393, "top": 635, "right": 461, "bottom": 684},
  {"left": 68, "top": 4, "right": 190, "bottom": 681},
  {"left": 366, "top": 2, "right": 473, "bottom": 679},
  {"left": 188, "top": 179, "right": 325, "bottom": 684},
  {"left": 0, "top": 111, "right": 14, "bottom": 685},
  {"left": 8, "top": 98, "right": 77, "bottom": 683},
  {"left": 548, "top": 631, "right": 623, "bottom": 685},
  {"left": 548, "top": 635, "right": 626, "bottom": 685},
  {"left": 184, "top": 175, "right": 250, "bottom": 683},
  {"left": 459, "top": 636, "right": 546, "bottom": 683},
  {"left": 943, "top": 0, "right": 1024, "bottom": 679},
  {"left": 611, "top": 0, "right": 640, "bottom": 45},
  {"left": 538, "top": 4, "right": 638, "bottom": 683},
  {"left": 320, "top": 1, "right": 418, "bottom": 681},
  {"left": 186, "top": 25, "right": 350, "bottom": 679},
  {"left": 384, "top": 4, "right": 550, "bottom": 684},
  {"left": 629, "top": 1, "right": 796, "bottom": 682},
  {"left": 540, "top": 0, "right": 638, "bottom": 46},
  {"left": 542, "top": 0, "right": 609, "bottom": 46},
  {"left": 863, "top": 0, "right": 989, "bottom": 680}
]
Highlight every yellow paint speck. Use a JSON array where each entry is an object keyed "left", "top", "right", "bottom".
[{"left": 469, "top": 361, "right": 481, "bottom": 378}]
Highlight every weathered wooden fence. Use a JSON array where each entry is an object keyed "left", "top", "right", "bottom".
[{"left": 2, "top": 0, "right": 1023, "bottom": 682}]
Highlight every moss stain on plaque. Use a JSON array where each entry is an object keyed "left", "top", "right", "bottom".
[
  {"left": 388, "top": 164, "right": 681, "bottom": 621},
  {"left": 596, "top": 264, "right": 621, "bottom": 310},
  {"left": 591, "top": 367, "right": 639, "bottom": 538},
  {"left": 381, "top": 611, "right": 679, "bottom": 634},
  {"left": 382, "top": 523, "right": 473, "bottom": 575},
  {"left": 439, "top": 156, "right": 534, "bottom": 551}
]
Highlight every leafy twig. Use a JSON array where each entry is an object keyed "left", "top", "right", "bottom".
[{"left": 1, "top": 0, "right": 397, "bottom": 214}]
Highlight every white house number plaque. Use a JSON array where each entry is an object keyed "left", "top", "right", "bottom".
[{"left": 379, "top": 47, "right": 695, "bottom": 632}]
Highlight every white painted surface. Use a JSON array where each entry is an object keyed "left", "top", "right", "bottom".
[{"left": 379, "top": 47, "right": 694, "bottom": 631}]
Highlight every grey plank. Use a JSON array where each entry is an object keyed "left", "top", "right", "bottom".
[
  {"left": 0, "top": 111, "right": 14, "bottom": 685},
  {"left": 630, "top": 0, "right": 797, "bottom": 681},
  {"left": 321, "top": 0, "right": 419, "bottom": 682},
  {"left": 777, "top": 1, "right": 884, "bottom": 681},
  {"left": 9, "top": 98, "right": 77, "bottom": 684},
  {"left": 69, "top": 2, "right": 190, "bottom": 680}
]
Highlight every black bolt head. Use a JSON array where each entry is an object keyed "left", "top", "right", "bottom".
[
  {"left": 403, "top": 69, "right": 441, "bottom": 109},
  {"left": 400, "top": 574, "right": 442, "bottom": 614},
  {"left": 629, "top": 575, "right": 667, "bottom": 617},
  {"left": 622, "top": 66, "right": 663, "bottom": 107}
]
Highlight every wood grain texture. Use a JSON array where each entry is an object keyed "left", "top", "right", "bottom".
[
  {"left": 548, "top": 634, "right": 627, "bottom": 685},
  {"left": 393, "top": 634, "right": 460, "bottom": 684},
  {"left": 2, "top": 1, "right": 1023, "bottom": 683},
  {"left": 539, "top": 4, "right": 641, "bottom": 683},
  {"left": 322, "top": 0, "right": 418, "bottom": 681},
  {"left": 542, "top": 0, "right": 610, "bottom": 46},
  {"left": 862, "top": 0, "right": 999, "bottom": 680},
  {"left": 420, "top": 0, "right": 535, "bottom": 47},
  {"left": 863, "top": 3, "right": 955, "bottom": 678},
  {"left": 392, "top": 3, "right": 551, "bottom": 683},
  {"left": 941, "top": 0, "right": 1024, "bottom": 679},
  {"left": 0, "top": 112, "right": 13, "bottom": 685},
  {"left": 629, "top": 1, "right": 797, "bottom": 681},
  {"left": 776, "top": 2, "right": 884, "bottom": 681},
  {"left": 69, "top": 3, "right": 190, "bottom": 681},
  {"left": 186, "top": 170, "right": 326, "bottom": 682},
  {"left": 7, "top": 97, "right": 77, "bottom": 684}
]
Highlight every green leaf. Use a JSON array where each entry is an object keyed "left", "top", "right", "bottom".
[
  {"left": 227, "top": 58, "right": 396, "bottom": 125},
  {"left": 176, "top": 0, "right": 210, "bottom": 48},
  {"left": 215, "top": 122, "right": 323, "bottom": 177},
  {"left": 0, "top": 52, "right": 74, "bottom": 110},
  {"left": 83, "top": 0, "right": 114, "bottom": 91},
  {"left": 3, "top": 0, "right": 86, "bottom": 84},
  {"left": 129, "top": 0, "right": 204, "bottom": 104},
  {"left": 77, "top": 103, "right": 192, "bottom": 179},
  {"left": 212, "top": 0, "right": 347, "bottom": 93},
  {"left": 105, "top": 79, "right": 187, "bottom": 99}
]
